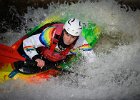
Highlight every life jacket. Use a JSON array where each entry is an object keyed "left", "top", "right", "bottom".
[{"left": 40, "top": 23, "right": 76, "bottom": 62}]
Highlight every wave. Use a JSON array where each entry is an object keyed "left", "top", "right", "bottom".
[{"left": 0, "top": 0, "right": 140, "bottom": 100}]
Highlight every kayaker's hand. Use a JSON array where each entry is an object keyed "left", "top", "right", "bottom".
[{"left": 35, "top": 59, "right": 45, "bottom": 68}]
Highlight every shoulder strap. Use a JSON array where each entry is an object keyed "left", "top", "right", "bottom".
[{"left": 49, "top": 24, "right": 64, "bottom": 53}]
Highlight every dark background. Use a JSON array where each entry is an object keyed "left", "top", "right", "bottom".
[{"left": 0, "top": 0, "right": 140, "bottom": 33}]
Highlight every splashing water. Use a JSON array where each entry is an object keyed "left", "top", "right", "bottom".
[{"left": 0, "top": 0, "right": 140, "bottom": 100}]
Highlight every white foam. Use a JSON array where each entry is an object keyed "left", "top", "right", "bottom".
[{"left": 0, "top": 0, "right": 140, "bottom": 100}]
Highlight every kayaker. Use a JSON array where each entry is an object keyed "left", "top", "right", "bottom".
[{"left": 23, "top": 18, "right": 93, "bottom": 69}]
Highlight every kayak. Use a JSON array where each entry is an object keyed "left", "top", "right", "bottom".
[
  {"left": 0, "top": 16, "right": 101, "bottom": 84},
  {"left": 0, "top": 56, "right": 78, "bottom": 84},
  {"left": 0, "top": 36, "right": 79, "bottom": 84},
  {"left": 0, "top": 16, "right": 80, "bottom": 84}
]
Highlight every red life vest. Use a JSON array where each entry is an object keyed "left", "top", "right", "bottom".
[{"left": 40, "top": 23, "right": 76, "bottom": 62}]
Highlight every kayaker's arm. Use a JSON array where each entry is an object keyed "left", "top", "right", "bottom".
[
  {"left": 70, "top": 38, "right": 96, "bottom": 63},
  {"left": 70, "top": 44, "right": 92, "bottom": 54},
  {"left": 23, "top": 34, "right": 44, "bottom": 59},
  {"left": 70, "top": 38, "right": 93, "bottom": 54}
]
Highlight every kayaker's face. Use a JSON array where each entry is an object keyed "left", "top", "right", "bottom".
[{"left": 63, "top": 31, "right": 78, "bottom": 45}]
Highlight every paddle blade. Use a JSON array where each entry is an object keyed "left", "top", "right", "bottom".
[
  {"left": 0, "top": 44, "right": 25, "bottom": 63},
  {"left": 0, "top": 55, "right": 22, "bottom": 63}
]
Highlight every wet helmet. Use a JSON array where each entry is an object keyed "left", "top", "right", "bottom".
[{"left": 63, "top": 18, "right": 82, "bottom": 36}]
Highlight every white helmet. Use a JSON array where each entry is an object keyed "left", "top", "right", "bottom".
[{"left": 63, "top": 18, "right": 82, "bottom": 36}]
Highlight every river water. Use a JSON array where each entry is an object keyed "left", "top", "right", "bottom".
[{"left": 0, "top": 0, "right": 140, "bottom": 100}]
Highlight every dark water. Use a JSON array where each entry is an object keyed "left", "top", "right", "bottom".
[{"left": 0, "top": 0, "right": 140, "bottom": 33}]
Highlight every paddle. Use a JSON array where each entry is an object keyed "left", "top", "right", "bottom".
[
  {"left": 0, "top": 44, "right": 26, "bottom": 63},
  {"left": 8, "top": 60, "right": 90, "bottom": 79}
]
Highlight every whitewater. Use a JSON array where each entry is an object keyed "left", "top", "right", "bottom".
[{"left": 0, "top": 0, "right": 140, "bottom": 100}]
